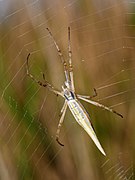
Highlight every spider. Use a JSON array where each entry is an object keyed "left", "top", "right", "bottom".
[{"left": 26, "top": 27, "right": 123, "bottom": 156}]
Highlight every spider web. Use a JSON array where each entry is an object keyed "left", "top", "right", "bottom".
[{"left": 0, "top": 0, "right": 135, "bottom": 179}]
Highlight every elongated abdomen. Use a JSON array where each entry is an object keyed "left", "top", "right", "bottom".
[{"left": 67, "top": 99, "right": 106, "bottom": 156}]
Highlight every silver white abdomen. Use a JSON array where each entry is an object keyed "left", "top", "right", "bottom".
[
  {"left": 67, "top": 99, "right": 90, "bottom": 126},
  {"left": 67, "top": 99, "right": 106, "bottom": 156}
]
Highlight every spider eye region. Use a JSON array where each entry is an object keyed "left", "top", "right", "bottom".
[{"left": 64, "top": 90, "right": 75, "bottom": 100}]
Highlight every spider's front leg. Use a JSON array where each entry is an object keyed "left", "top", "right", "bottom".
[
  {"left": 26, "top": 53, "right": 63, "bottom": 97},
  {"left": 68, "top": 27, "right": 75, "bottom": 92},
  {"left": 46, "top": 28, "right": 70, "bottom": 85},
  {"left": 78, "top": 96, "right": 123, "bottom": 118},
  {"left": 77, "top": 87, "right": 123, "bottom": 118}
]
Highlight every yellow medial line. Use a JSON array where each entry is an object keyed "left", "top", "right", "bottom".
[
  {"left": 69, "top": 102, "right": 85, "bottom": 123},
  {"left": 69, "top": 101, "right": 106, "bottom": 156},
  {"left": 69, "top": 101, "right": 85, "bottom": 121}
]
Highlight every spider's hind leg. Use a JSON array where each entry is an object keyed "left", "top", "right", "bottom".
[
  {"left": 90, "top": 88, "right": 98, "bottom": 99},
  {"left": 77, "top": 88, "right": 98, "bottom": 99},
  {"left": 56, "top": 101, "right": 68, "bottom": 147}
]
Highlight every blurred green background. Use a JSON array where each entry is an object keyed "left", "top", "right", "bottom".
[{"left": 0, "top": 0, "right": 135, "bottom": 179}]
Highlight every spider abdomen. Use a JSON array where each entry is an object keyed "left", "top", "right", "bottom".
[{"left": 67, "top": 99, "right": 106, "bottom": 156}]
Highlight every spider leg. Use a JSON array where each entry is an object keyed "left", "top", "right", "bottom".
[
  {"left": 59, "top": 100, "right": 67, "bottom": 116},
  {"left": 77, "top": 88, "right": 98, "bottom": 99},
  {"left": 78, "top": 96, "right": 123, "bottom": 118},
  {"left": 56, "top": 101, "right": 68, "bottom": 146},
  {"left": 68, "top": 27, "right": 75, "bottom": 92},
  {"left": 26, "top": 53, "right": 63, "bottom": 97},
  {"left": 46, "top": 28, "right": 70, "bottom": 84}
]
